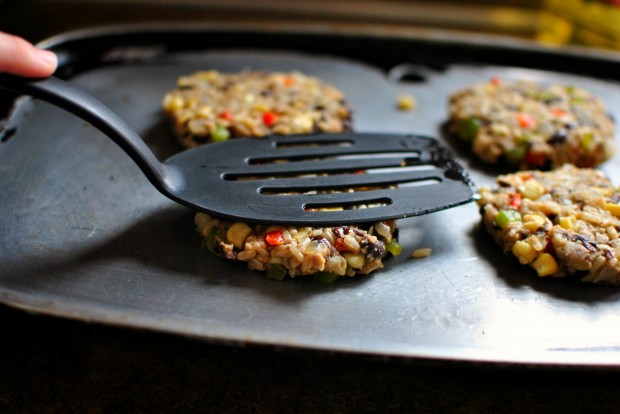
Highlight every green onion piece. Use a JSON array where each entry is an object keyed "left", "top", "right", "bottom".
[
  {"left": 205, "top": 227, "right": 221, "bottom": 250},
  {"left": 458, "top": 118, "right": 481, "bottom": 141},
  {"left": 211, "top": 126, "right": 231, "bottom": 142},
  {"left": 266, "top": 264, "right": 288, "bottom": 281},
  {"left": 495, "top": 209, "right": 522, "bottom": 229},
  {"left": 506, "top": 145, "right": 527, "bottom": 165},
  {"left": 517, "top": 134, "right": 531, "bottom": 144},
  {"left": 582, "top": 131, "right": 594, "bottom": 149},
  {"left": 385, "top": 239, "right": 402, "bottom": 256},
  {"left": 313, "top": 271, "right": 339, "bottom": 283},
  {"left": 537, "top": 91, "right": 556, "bottom": 102}
]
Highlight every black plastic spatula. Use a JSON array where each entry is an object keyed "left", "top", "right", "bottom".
[{"left": 0, "top": 74, "right": 476, "bottom": 225}]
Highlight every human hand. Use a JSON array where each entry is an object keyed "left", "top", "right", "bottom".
[{"left": 0, "top": 32, "right": 57, "bottom": 78}]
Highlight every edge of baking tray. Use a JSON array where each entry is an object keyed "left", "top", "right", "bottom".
[
  {"left": 30, "top": 21, "right": 620, "bottom": 80},
  {"left": 5, "top": 289, "right": 620, "bottom": 370}
]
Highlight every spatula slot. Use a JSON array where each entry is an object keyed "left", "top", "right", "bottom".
[
  {"left": 304, "top": 198, "right": 391, "bottom": 212},
  {"left": 224, "top": 164, "right": 440, "bottom": 183},
  {"left": 258, "top": 171, "right": 440, "bottom": 195},
  {"left": 274, "top": 140, "right": 354, "bottom": 149},
  {"left": 247, "top": 151, "right": 421, "bottom": 165}
]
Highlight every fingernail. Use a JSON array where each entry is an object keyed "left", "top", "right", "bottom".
[{"left": 35, "top": 49, "right": 58, "bottom": 70}]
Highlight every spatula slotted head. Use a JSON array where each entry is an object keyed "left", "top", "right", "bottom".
[{"left": 165, "top": 133, "right": 477, "bottom": 225}]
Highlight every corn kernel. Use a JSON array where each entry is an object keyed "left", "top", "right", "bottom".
[
  {"left": 512, "top": 240, "right": 536, "bottom": 264},
  {"left": 197, "top": 105, "right": 213, "bottom": 118},
  {"left": 162, "top": 94, "right": 185, "bottom": 112},
  {"left": 411, "top": 248, "right": 432, "bottom": 258},
  {"left": 606, "top": 202, "right": 620, "bottom": 217},
  {"left": 226, "top": 222, "right": 254, "bottom": 249},
  {"left": 397, "top": 95, "right": 416, "bottom": 111},
  {"left": 252, "top": 102, "right": 268, "bottom": 112},
  {"left": 343, "top": 252, "right": 365, "bottom": 269},
  {"left": 532, "top": 253, "right": 559, "bottom": 277},
  {"left": 559, "top": 215, "right": 576, "bottom": 230},
  {"left": 291, "top": 115, "right": 314, "bottom": 132},
  {"left": 518, "top": 179, "right": 545, "bottom": 200},
  {"left": 523, "top": 214, "right": 545, "bottom": 231}
]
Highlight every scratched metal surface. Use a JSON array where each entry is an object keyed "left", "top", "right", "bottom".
[{"left": 3, "top": 27, "right": 620, "bottom": 366}]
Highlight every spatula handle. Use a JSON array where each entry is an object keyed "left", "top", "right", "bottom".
[{"left": 0, "top": 74, "right": 177, "bottom": 194}]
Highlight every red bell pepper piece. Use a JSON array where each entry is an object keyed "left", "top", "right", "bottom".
[
  {"left": 265, "top": 230, "right": 285, "bottom": 246},
  {"left": 509, "top": 193, "right": 522, "bottom": 210},
  {"left": 263, "top": 111, "right": 278, "bottom": 127}
]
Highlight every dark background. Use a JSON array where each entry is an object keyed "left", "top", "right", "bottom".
[
  {"left": 3, "top": 1, "right": 620, "bottom": 412},
  {"left": 1, "top": 0, "right": 543, "bottom": 44},
  {"left": 3, "top": 304, "right": 620, "bottom": 413}
]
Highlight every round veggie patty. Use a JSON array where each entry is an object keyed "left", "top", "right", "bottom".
[
  {"left": 162, "top": 70, "right": 352, "bottom": 148},
  {"left": 195, "top": 213, "right": 399, "bottom": 281},
  {"left": 448, "top": 78, "right": 615, "bottom": 169},
  {"left": 478, "top": 164, "right": 620, "bottom": 284}
]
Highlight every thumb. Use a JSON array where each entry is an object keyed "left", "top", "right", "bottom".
[{"left": 0, "top": 32, "right": 57, "bottom": 78}]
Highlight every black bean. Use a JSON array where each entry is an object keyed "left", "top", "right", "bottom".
[
  {"left": 366, "top": 241, "right": 386, "bottom": 259},
  {"left": 547, "top": 129, "right": 568, "bottom": 146},
  {"left": 544, "top": 97, "right": 562, "bottom": 105}
]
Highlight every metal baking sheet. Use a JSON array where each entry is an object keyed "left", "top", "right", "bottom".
[{"left": 3, "top": 25, "right": 620, "bottom": 366}]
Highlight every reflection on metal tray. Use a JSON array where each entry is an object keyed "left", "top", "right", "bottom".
[{"left": 2, "top": 24, "right": 620, "bottom": 367}]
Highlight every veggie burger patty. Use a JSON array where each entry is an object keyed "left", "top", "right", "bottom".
[
  {"left": 448, "top": 78, "right": 615, "bottom": 170},
  {"left": 162, "top": 70, "right": 353, "bottom": 148},
  {"left": 478, "top": 164, "right": 620, "bottom": 284},
  {"left": 195, "top": 214, "right": 399, "bottom": 281},
  {"left": 163, "top": 70, "right": 400, "bottom": 280}
]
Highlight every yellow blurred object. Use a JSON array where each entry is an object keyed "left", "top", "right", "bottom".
[
  {"left": 559, "top": 215, "right": 577, "bottom": 230},
  {"left": 397, "top": 95, "right": 416, "bottom": 111},
  {"left": 606, "top": 202, "right": 620, "bottom": 217},
  {"left": 411, "top": 248, "right": 432, "bottom": 258},
  {"left": 512, "top": 240, "right": 537, "bottom": 264},
  {"left": 532, "top": 252, "right": 559, "bottom": 277},
  {"left": 538, "top": 0, "right": 620, "bottom": 50},
  {"left": 523, "top": 214, "right": 546, "bottom": 231},
  {"left": 226, "top": 222, "right": 254, "bottom": 249}
]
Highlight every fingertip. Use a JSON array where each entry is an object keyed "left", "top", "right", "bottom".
[
  {"left": 34, "top": 48, "right": 58, "bottom": 75},
  {"left": 0, "top": 32, "right": 58, "bottom": 77}
]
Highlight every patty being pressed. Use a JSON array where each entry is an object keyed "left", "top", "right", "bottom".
[
  {"left": 195, "top": 213, "right": 400, "bottom": 281},
  {"left": 163, "top": 70, "right": 400, "bottom": 280},
  {"left": 477, "top": 164, "right": 620, "bottom": 284},
  {"left": 448, "top": 78, "right": 615, "bottom": 170},
  {"left": 162, "top": 70, "right": 352, "bottom": 148}
]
